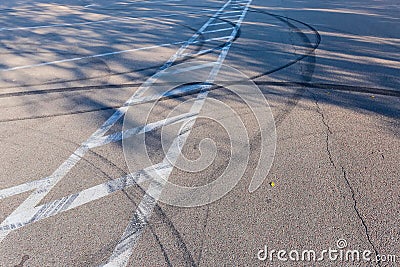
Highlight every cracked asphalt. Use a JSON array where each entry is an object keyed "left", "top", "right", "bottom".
[{"left": 0, "top": 0, "right": 399, "bottom": 266}]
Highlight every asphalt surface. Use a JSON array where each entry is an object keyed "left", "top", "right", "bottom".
[{"left": 0, "top": 0, "right": 399, "bottom": 266}]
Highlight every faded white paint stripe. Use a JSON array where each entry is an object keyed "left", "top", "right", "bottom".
[
  {"left": 0, "top": 0, "right": 238, "bottom": 246},
  {"left": 0, "top": 41, "right": 185, "bottom": 72},
  {"left": 104, "top": 0, "right": 253, "bottom": 265},
  {"left": 86, "top": 112, "right": 196, "bottom": 149},
  {"left": 0, "top": 111, "right": 197, "bottom": 202},
  {"left": 0, "top": 163, "right": 168, "bottom": 231},
  {"left": 0, "top": 177, "right": 49, "bottom": 200},
  {"left": 220, "top": 14, "right": 242, "bottom": 19},
  {"left": 203, "top": 27, "right": 233, "bottom": 34},
  {"left": 0, "top": 8, "right": 216, "bottom": 32},
  {"left": 208, "top": 22, "right": 230, "bottom": 26},
  {"left": 0, "top": 35, "right": 233, "bottom": 72}
]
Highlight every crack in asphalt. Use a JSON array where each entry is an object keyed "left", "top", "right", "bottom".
[
  {"left": 341, "top": 167, "right": 381, "bottom": 265},
  {"left": 312, "top": 94, "right": 335, "bottom": 167},
  {"left": 310, "top": 91, "right": 381, "bottom": 265}
]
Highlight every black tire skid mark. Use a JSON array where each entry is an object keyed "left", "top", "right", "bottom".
[
  {"left": 84, "top": 150, "right": 198, "bottom": 266},
  {"left": 2, "top": 80, "right": 397, "bottom": 100},
  {"left": 20, "top": 127, "right": 196, "bottom": 266},
  {"left": 22, "top": 6, "right": 399, "bottom": 267},
  {"left": 4, "top": 3, "right": 250, "bottom": 267},
  {"left": 185, "top": 7, "right": 320, "bottom": 265},
  {"left": 240, "top": 7, "right": 320, "bottom": 126},
  {"left": 0, "top": 2, "right": 223, "bottom": 14},
  {"left": 88, "top": 15, "right": 243, "bottom": 267},
  {"left": 2, "top": 7, "right": 319, "bottom": 267},
  {"left": 0, "top": 17, "right": 238, "bottom": 92},
  {"left": 0, "top": 18, "right": 241, "bottom": 92},
  {"left": 165, "top": 7, "right": 322, "bottom": 265},
  {"left": 0, "top": 22, "right": 206, "bottom": 123},
  {"left": 121, "top": 8, "right": 323, "bottom": 266},
  {"left": 77, "top": 13, "right": 244, "bottom": 267},
  {"left": 1, "top": 18, "right": 316, "bottom": 265},
  {"left": 0, "top": 19, "right": 241, "bottom": 123},
  {"left": 0, "top": 12, "right": 212, "bottom": 57},
  {"left": 257, "top": 81, "right": 400, "bottom": 97},
  {"left": 0, "top": 21, "right": 206, "bottom": 88}
]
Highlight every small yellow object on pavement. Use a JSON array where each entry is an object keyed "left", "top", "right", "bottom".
[{"left": 270, "top": 182, "right": 276, "bottom": 187}]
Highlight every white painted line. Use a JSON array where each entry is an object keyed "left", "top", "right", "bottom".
[
  {"left": 0, "top": 1, "right": 252, "bottom": 265},
  {"left": 104, "top": 0, "right": 253, "bottom": 265},
  {"left": 123, "top": 82, "right": 208, "bottom": 106},
  {"left": 168, "top": 63, "right": 216, "bottom": 74},
  {"left": 0, "top": 177, "right": 49, "bottom": 200},
  {"left": 0, "top": 41, "right": 185, "bottom": 72},
  {"left": 0, "top": 163, "right": 168, "bottom": 231},
  {"left": 119, "top": 0, "right": 182, "bottom": 4},
  {"left": 220, "top": 14, "right": 242, "bottom": 19},
  {"left": 222, "top": 10, "right": 242, "bottom": 14},
  {"left": 206, "top": 35, "right": 233, "bottom": 41},
  {"left": 0, "top": 9, "right": 218, "bottom": 32},
  {"left": 0, "top": 110, "right": 196, "bottom": 202},
  {"left": 0, "top": 35, "right": 232, "bottom": 72},
  {"left": 0, "top": 146, "right": 89, "bottom": 241},
  {"left": 180, "top": 47, "right": 222, "bottom": 57},
  {"left": 202, "top": 27, "right": 233, "bottom": 34},
  {"left": 231, "top": 5, "right": 244, "bottom": 9},
  {"left": 86, "top": 112, "right": 196, "bottom": 149},
  {"left": 208, "top": 21, "right": 230, "bottom": 26},
  {"left": 182, "top": 37, "right": 235, "bottom": 58},
  {"left": 0, "top": 0, "right": 234, "bottom": 249}
]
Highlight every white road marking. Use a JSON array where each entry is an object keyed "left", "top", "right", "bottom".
[
  {"left": 222, "top": 10, "right": 242, "bottom": 14},
  {"left": 0, "top": 41, "right": 185, "bottom": 72},
  {"left": 0, "top": 0, "right": 230, "bottom": 242},
  {"left": 0, "top": 0, "right": 184, "bottom": 13},
  {"left": 203, "top": 36, "right": 234, "bottom": 42},
  {"left": 117, "top": 0, "right": 183, "bottom": 4},
  {"left": 0, "top": 111, "right": 197, "bottom": 200},
  {"left": 220, "top": 14, "right": 242, "bottom": 19},
  {"left": 0, "top": 9, "right": 217, "bottom": 32},
  {"left": 0, "top": 162, "right": 169, "bottom": 231},
  {"left": 0, "top": 35, "right": 232, "bottom": 72},
  {"left": 0, "top": 177, "right": 49, "bottom": 200},
  {"left": 104, "top": 0, "right": 253, "bottom": 265},
  {"left": 167, "top": 63, "right": 217, "bottom": 74},
  {"left": 86, "top": 112, "right": 197, "bottom": 149},
  {"left": 203, "top": 27, "right": 233, "bottom": 33},
  {"left": 181, "top": 47, "right": 222, "bottom": 57},
  {"left": 0, "top": 0, "right": 252, "bottom": 265},
  {"left": 0, "top": 31, "right": 236, "bottom": 72},
  {"left": 178, "top": 36, "right": 236, "bottom": 58},
  {"left": 208, "top": 21, "right": 231, "bottom": 26}
]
